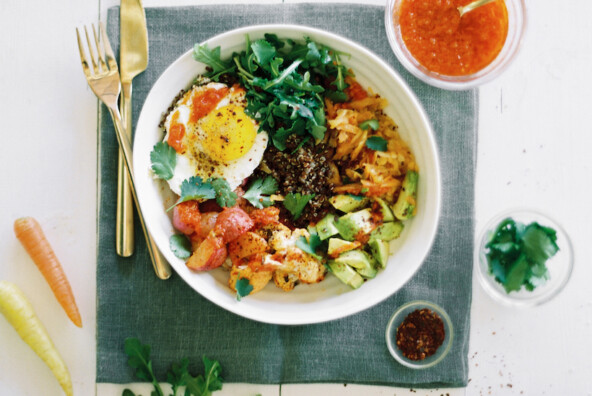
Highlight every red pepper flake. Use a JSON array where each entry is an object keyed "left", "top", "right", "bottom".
[{"left": 396, "top": 308, "right": 445, "bottom": 361}]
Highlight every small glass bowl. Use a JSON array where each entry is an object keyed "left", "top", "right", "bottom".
[
  {"left": 475, "top": 209, "right": 574, "bottom": 307},
  {"left": 384, "top": 0, "right": 527, "bottom": 90},
  {"left": 386, "top": 300, "right": 453, "bottom": 369}
]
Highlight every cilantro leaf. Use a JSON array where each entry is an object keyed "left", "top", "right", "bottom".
[
  {"left": 169, "top": 234, "right": 192, "bottom": 260},
  {"left": 359, "top": 119, "right": 379, "bottom": 131},
  {"left": 283, "top": 193, "right": 315, "bottom": 220},
  {"left": 251, "top": 39, "right": 277, "bottom": 65},
  {"left": 235, "top": 278, "right": 253, "bottom": 301},
  {"left": 177, "top": 176, "right": 216, "bottom": 205},
  {"left": 150, "top": 142, "right": 176, "bottom": 180},
  {"left": 193, "top": 44, "right": 234, "bottom": 75},
  {"left": 296, "top": 234, "right": 323, "bottom": 260},
  {"left": 365, "top": 136, "right": 388, "bottom": 152},
  {"left": 243, "top": 176, "right": 278, "bottom": 208},
  {"left": 209, "top": 178, "right": 237, "bottom": 207}
]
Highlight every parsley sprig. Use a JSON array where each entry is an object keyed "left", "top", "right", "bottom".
[{"left": 193, "top": 34, "right": 351, "bottom": 151}]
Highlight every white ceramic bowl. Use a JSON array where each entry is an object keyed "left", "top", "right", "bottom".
[{"left": 133, "top": 25, "right": 441, "bottom": 325}]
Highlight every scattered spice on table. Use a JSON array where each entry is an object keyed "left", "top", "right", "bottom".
[{"left": 396, "top": 308, "right": 445, "bottom": 361}]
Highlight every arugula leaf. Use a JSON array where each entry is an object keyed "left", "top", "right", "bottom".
[
  {"left": 243, "top": 176, "right": 278, "bottom": 208},
  {"left": 169, "top": 234, "right": 192, "bottom": 260},
  {"left": 235, "top": 278, "right": 253, "bottom": 301},
  {"left": 359, "top": 119, "right": 380, "bottom": 131},
  {"left": 365, "top": 136, "right": 388, "bottom": 152},
  {"left": 124, "top": 338, "right": 165, "bottom": 396},
  {"left": 193, "top": 44, "right": 234, "bottom": 76},
  {"left": 150, "top": 142, "right": 176, "bottom": 180},
  {"left": 283, "top": 193, "right": 315, "bottom": 220},
  {"left": 122, "top": 338, "right": 224, "bottom": 396},
  {"left": 296, "top": 234, "right": 323, "bottom": 260},
  {"left": 208, "top": 178, "right": 237, "bottom": 207}
]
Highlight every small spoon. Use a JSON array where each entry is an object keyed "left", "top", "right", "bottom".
[{"left": 458, "top": 0, "right": 498, "bottom": 17}]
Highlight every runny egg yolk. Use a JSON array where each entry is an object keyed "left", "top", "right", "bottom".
[{"left": 199, "top": 104, "right": 257, "bottom": 162}]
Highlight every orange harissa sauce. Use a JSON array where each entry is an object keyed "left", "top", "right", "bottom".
[{"left": 398, "top": 0, "right": 509, "bottom": 76}]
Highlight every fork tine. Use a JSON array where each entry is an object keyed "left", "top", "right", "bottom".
[
  {"left": 99, "top": 22, "right": 118, "bottom": 72},
  {"left": 92, "top": 24, "right": 107, "bottom": 71},
  {"left": 76, "top": 28, "right": 91, "bottom": 77},
  {"left": 84, "top": 26, "right": 99, "bottom": 74}
]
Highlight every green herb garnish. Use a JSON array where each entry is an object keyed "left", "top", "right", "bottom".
[
  {"left": 123, "top": 338, "right": 223, "bottom": 396},
  {"left": 485, "top": 218, "right": 559, "bottom": 293},
  {"left": 359, "top": 119, "right": 379, "bottom": 131},
  {"left": 283, "top": 192, "right": 315, "bottom": 220},
  {"left": 150, "top": 142, "right": 176, "bottom": 180},
  {"left": 365, "top": 136, "right": 388, "bottom": 152},
  {"left": 235, "top": 278, "right": 254, "bottom": 301},
  {"left": 296, "top": 234, "right": 323, "bottom": 260},
  {"left": 169, "top": 234, "right": 192, "bottom": 260},
  {"left": 193, "top": 34, "right": 350, "bottom": 150},
  {"left": 243, "top": 176, "right": 279, "bottom": 208},
  {"left": 170, "top": 176, "right": 237, "bottom": 210}
]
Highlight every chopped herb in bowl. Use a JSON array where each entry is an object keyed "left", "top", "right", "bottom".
[{"left": 475, "top": 209, "right": 574, "bottom": 307}]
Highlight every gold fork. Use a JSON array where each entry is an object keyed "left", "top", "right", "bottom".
[{"left": 76, "top": 23, "right": 172, "bottom": 280}]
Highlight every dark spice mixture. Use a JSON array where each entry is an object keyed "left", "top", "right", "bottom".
[{"left": 396, "top": 308, "right": 445, "bottom": 361}]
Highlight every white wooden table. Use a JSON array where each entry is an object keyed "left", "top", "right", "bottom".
[{"left": 1, "top": 0, "right": 590, "bottom": 395}]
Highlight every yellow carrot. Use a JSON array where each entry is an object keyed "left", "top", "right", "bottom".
[
  {"left": 0, "top": 280, "right": 73, "bottom": 396},
  {"left": 13, "top": 217, "right": 82, "bottom": 327}
]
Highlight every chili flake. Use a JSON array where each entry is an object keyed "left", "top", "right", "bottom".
[{"left": 396, "top": 308, "right": 445, "bottom": 361}]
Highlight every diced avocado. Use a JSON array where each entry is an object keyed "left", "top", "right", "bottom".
[
  {"left": 327, "top": 238, "right": 360, "bottom": 256},
  {"left": 327, "top": 260, "right": 364, "bottom": 289},
  {"left": 335, "top": 208, "right": 376, "bottom": 241},
  {"left": 373, "top": 197, "right": 395, "bottom": 222},
  {"left": 330, "top": 194, "right": 369, "bottom": 213},
  {"left": 369, "top": 222, "right": 404, "bottom": 242},
  {"left": 369, "top": 239, "right": 390, "bottom": 268},
  {"left": 335, "top": 250, "right": 377, "bottom": 279},
  {"left": 392, "top": 171, "right": 418, "bottom": 220},
  {"left": 315, "top": 213, "right": 340, "bottom": 240}
]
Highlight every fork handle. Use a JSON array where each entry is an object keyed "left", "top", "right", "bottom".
[
  {"left": 116, "top": 82, "right": 135, "bottom": 257},
  {"left": 108, "top": 106, "right": 172, "bottom": 280}
]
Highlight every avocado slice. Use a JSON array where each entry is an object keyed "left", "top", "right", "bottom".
[
  {"left": 315, "top": 213, "right": 340, "bottom": 240},
  {"left": 330, "top": 194, "right": 369, "bottom": 213},
  {"left": 369, "top": 222, "right": 404, "bottom": 242},
  {"left": 373, "top": 197, "right": 395, "bottom": 222},
  {"left": 369, "top": 239, "right": 390, "bottom": 268},
  {"left": 335, "top": 208, "right": 376, "bottom": 241},
  {"left": 335, "top": 250, "right": 377, "bottom": 279},
  {"left": 327, "top": 261, "right": 364, "bottom": 289},
  {"left": 392, "top": 171, "right": 418, "bottom": 220},
  {"left": 327, "top": 238, "right": 360, "bottom": 256}
]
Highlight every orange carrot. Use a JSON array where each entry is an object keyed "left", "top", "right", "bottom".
[{"left": 13, "top": 217, "right": 82, "bottom": 328}]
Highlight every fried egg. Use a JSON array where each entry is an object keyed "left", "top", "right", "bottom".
[{"left": 163, "top": 82, "right": 268, "bottom": 195}]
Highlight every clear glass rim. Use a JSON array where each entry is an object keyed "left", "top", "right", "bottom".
[
  {"left": 384, "top": 0, "right": 528, "bottom": 90},
  {"left": 385, "top": 300, "right": 454, "bottom": 369},
  {"left": 474, "top": 208, "right": 574, "bottom": 308}
]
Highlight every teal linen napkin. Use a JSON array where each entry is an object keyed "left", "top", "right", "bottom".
[{"left": 97, "top": 3, "right": 476, "bottom": 388}]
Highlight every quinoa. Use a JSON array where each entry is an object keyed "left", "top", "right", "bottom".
[{"left": 256, "top": 135, "right": 336, "bottom": 228}]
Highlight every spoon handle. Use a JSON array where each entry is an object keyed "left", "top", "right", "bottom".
[{"left": 459, "top": 0, "right": 498, "bottom": 17}]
